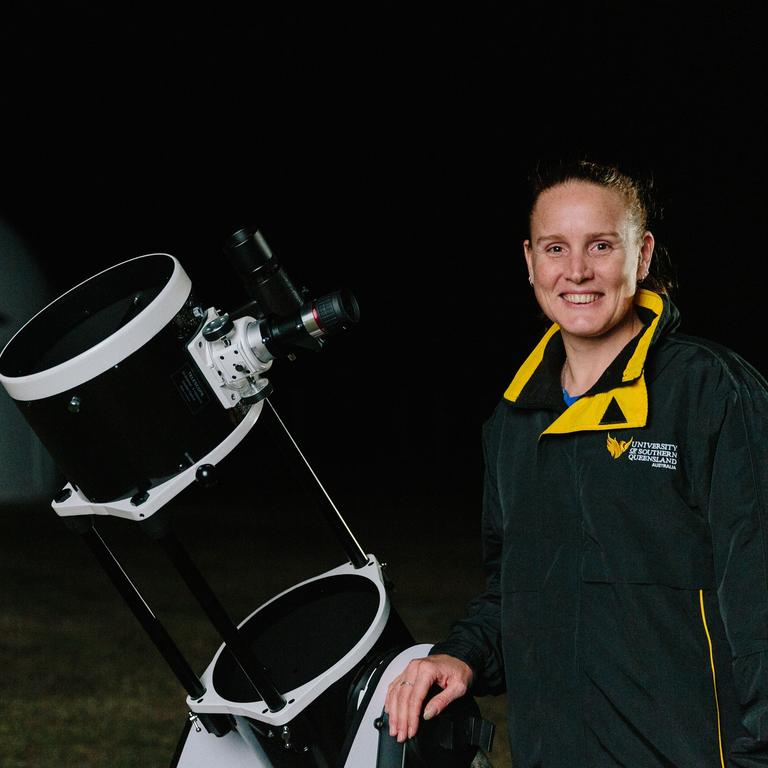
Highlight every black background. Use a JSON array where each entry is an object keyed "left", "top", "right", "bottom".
[{"left": 2, "top": 1, "right": 766, "bottom": 516}]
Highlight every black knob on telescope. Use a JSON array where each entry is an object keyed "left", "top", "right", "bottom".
[
  {"left": 195, "top": 464, "right": 217, "bottom": 487},
  {"left": 202, "top": 314, "right": 234, "bottom": 341}
]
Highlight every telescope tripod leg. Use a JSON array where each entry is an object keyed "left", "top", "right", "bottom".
[
  {"left": 64, "top": 514, "right": 233, "bottom": 737},
  {"left": 151, "top": 524, "right": 287, "bottom": 712}
]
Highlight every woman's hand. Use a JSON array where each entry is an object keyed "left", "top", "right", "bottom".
[{"left": 383, "top": 654, "right": 474, "bottom": 742}]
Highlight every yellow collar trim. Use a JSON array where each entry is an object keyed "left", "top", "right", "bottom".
[
  {"left": 623, "top": 289, "right": 663, "bottom": 382},
  {"left": 503, "top": 323, "right": 560, "bottom": 403},
  {"left": 542, "top": 375, "right": 648, "bottom": 435},
  {"left": 505, "top": 290, "right": 663, "bottom": 401},
  {"left": 503, "top": 289, "right": 664, "bottom": 435}
]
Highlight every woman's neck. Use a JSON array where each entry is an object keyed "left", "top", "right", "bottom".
[{"left": 561, "top": 311, "right": 642, "bottom": 396}]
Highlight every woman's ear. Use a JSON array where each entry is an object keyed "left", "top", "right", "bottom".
[
  {"left": 524, "top": 239, "right": 534, "bottom": 283},
  {"left": 637, "top": 231, "right": 654, "bottom": 282}
]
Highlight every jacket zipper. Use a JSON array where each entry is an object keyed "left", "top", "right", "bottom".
[{"left": 699, "top": 589, "right": 725, "bottom": 768}]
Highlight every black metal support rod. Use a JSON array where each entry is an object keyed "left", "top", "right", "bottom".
[
  {"left": 157, "top": 530, "right": 287, "bottom": 713},
  {"left": 79, "top": 524, "right": 206, "bottom": 700},
  {"left": 264, "top": 398, "right": 369, "bottom": 569}
]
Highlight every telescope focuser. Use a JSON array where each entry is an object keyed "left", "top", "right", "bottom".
[{"left": 187, "top": 227, "right": 359, "bottom": 410}]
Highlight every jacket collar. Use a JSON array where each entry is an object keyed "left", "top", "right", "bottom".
[{"left": 503, "top": 290, "right": 674, "bottom": 436}]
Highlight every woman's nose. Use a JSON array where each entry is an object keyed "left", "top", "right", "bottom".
[{"left": 566, "top": 252, "right": 593, "bottom": 283}]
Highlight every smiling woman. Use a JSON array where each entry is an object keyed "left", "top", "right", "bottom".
[
  {"left": 523, "top": 162, "right": 663, "bottom": 399},
  {"left": 383, "top": 157, "right": 768, "bottom": 768}
]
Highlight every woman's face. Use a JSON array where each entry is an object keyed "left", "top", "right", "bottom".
[{"left": 524, "top": 181, "right": 653, "bottom": 342}]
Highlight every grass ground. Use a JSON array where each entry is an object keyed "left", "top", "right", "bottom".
[{"left": 0, "top": 470, "right": 511, "bottom": 768}]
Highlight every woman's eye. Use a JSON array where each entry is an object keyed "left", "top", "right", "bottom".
[{"left": 592, "top": 241, "right": 611, "bottom": 252}]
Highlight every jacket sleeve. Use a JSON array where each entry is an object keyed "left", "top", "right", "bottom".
[
  {"left": 707, "top": 367, "right": 768, "bottom": 762},
  {"left": 429, "top": 413, "right": 506, "bottom": 696}
]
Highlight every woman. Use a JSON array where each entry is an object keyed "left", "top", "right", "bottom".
[{"left": 385, "top": 159, "right": 768, "bottom": 766}]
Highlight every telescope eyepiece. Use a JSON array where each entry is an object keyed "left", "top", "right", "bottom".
[
  {"left": 313, "top": 290, "right": 360, "bottom": 334},
  {"left": 223, "top": 226, "right": 360, "bottom": 360},
  {"left": 257, "top": 289, "right": 360, "bottom": 359}
]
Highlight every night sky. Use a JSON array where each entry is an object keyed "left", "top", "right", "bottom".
[{"left": 2, "top": 2, "right": 766, "bottom": 513}]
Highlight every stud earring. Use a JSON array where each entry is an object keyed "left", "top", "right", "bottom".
[{"left": 528, "top": 275, "right": 534, "bottom": 286}]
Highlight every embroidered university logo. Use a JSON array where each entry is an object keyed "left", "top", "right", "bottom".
[
  {"left": 607, "top": 434, "right": 679, "bottom": 470},
  {"left": 627, "top": 439, "right": 679, "bottom": 470},
  {"left": 606, "top": 433, "right": 633, "bottom": 458}
]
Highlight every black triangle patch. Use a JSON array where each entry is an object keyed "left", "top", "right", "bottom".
[{"left": 600, "top": 396, "right": 627, "bottom": 425}]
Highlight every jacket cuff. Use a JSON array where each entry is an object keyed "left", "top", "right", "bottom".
[{"left": 427, "top": 640, "right": 485, "bottom": 688}]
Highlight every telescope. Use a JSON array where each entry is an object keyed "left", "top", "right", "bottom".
[{"left": 0, "top": 227, "right": 495, "bottom": 767}]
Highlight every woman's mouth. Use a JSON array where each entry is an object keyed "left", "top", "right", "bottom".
[{"left": 562, "top": 293, "right": 600, "bottom": 304}]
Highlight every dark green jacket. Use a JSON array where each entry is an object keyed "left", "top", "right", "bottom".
[{"left": 432, "top": 290, "right": 768, "bottom": 767}]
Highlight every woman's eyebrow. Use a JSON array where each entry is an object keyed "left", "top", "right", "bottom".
[{"left": 535, "top": 230, "right": 620, "bottom": 245}]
